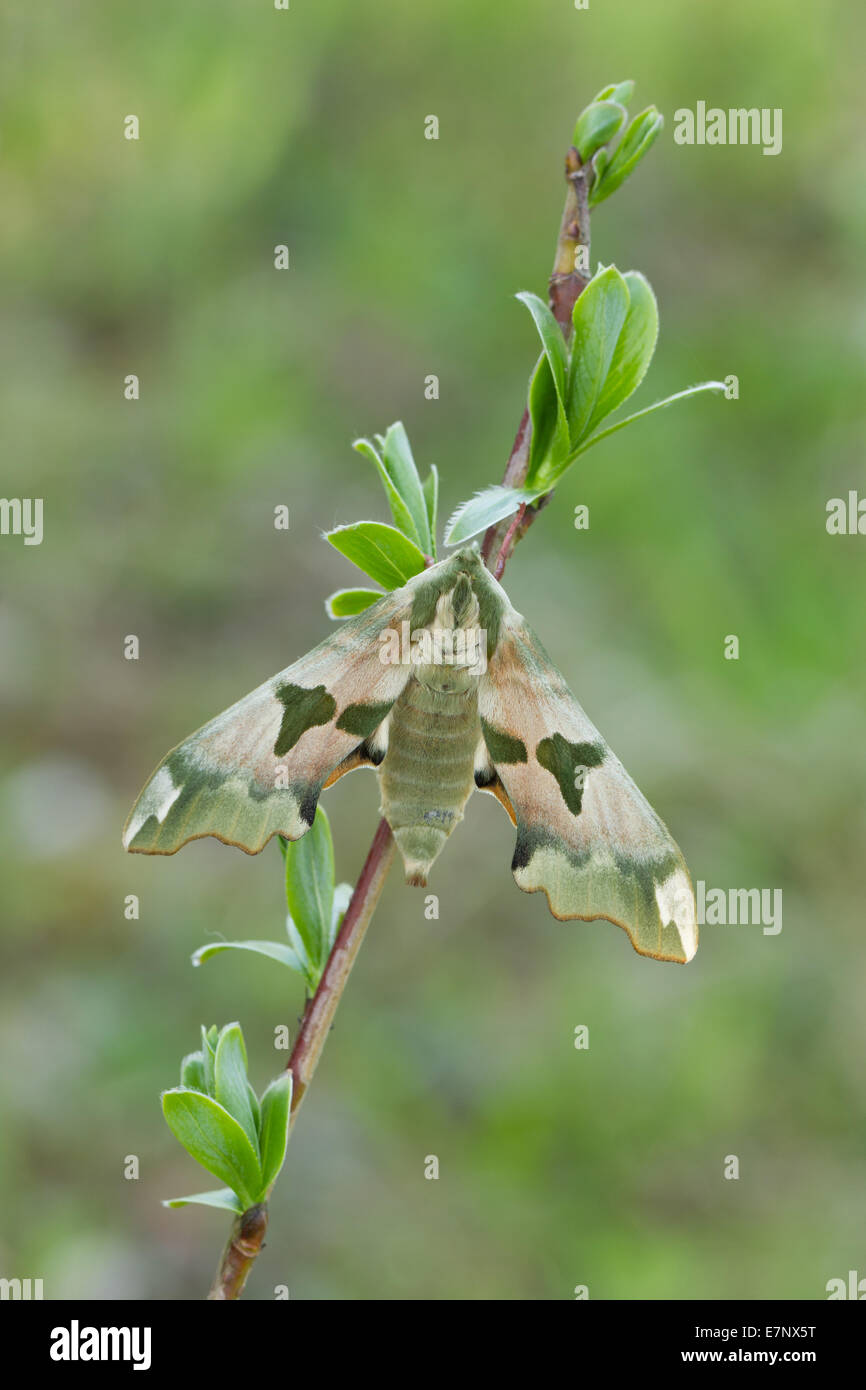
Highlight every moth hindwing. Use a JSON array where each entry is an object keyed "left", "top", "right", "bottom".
[{"left": 124, "top": 546, "right": 697, "bottom": 963}]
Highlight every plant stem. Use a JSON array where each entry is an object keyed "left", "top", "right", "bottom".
[
  {"left": 285, "top": 141, "right": 594, "bottom": 1117},
  {"left": 204, "top": 116, "right": 606, "bottom": 1301},
  {"left": 207, "top": 1203, "right": 269, "bottom": 1300},
  {"left": 492, "top": 503, "right": 527, "bottom": 581},
  {"left": 285, "top": 817, "right": 395, "bottom": 1121},
  {"left": 549, "top": 146, "right": 592, "bottom": 332},
  {"left": 212, "top": 823, "right": 394, "bottom": 1298},
  {"left": 481, "top": 144, "right": 591, "bottom": 568},
  {"left": 257, "top": 138, "right": 594, "bottom": 1294}
]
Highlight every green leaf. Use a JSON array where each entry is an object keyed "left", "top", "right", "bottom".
[
  {"left": 423, "top": 466, "right": 439, "bottom": 559},
  {"left": 214, "top": 1023, "right": 259, "bottom": 1157},
  {"left": 572, "top": 100, "right": 626, "bottom": 163},
  {"left": 592, "top": 147, "right": 610, "bottom": 188},
  {"left": 516, "top": 292, "right": 569, "bottom": 405},
  {"left": 315, "top": 882, "right": 353, "bottom": 971},
  {"left": 259, "top": 1073, "right": 292, "bottom": 1192},
  {"left": 379, "top": 422, "right": 433, "bottom": 554},
  {"left": 353, "top": 438, "right": 419, "bottom": 549},
  {"left": 526, "top": 352, "right": 570, "bottom": 483},
  {"left": 571, "top": 381, "right": 728, "bottom": 457},
  {"left": 247, "top": 1081, "right": 261, "bottom": 1138},
  {"left": 192, "top": 938, "right": 308, "bottom": 972},
  {"left": 564, "top": 264, "right": 630, "bottom": 456},
  {"left": 180, "top": 1050, "right": 206, "bottom": 1092},
  {"left": 592, "top": 80, "right": 635, "bottom": 108},
  {"left": 516, "top": 292, "right": 573, "bottom": 485},
  {"left": 283, "top": 806, "right": 334, "bottom": 977},
  {"left": 285, "top": 915, "right": 317, "bottom": 992},
  {"left": 325, "top": 521, "right": 426, "bottom": 589},
  {"left": 354, "top": 424, "right": 432, "bottom": 554},
  {"left": 589, "top": 107, "right": 664, "bottom": 207},
  {"left": 586, "top": 271, "right": 659, "bottom": 433},
  {"left": 444, "top": 484, "right": 544, "bottom": 546},
  {"left": 325, "top": 587, "right": 383, "bottom": 620},
  {"left": 163, "top": 1188, "right": 244, "bottom": 1214},
  {"left": 200, "top": 1025, "right": 217, "bottom": 1097},
  {"left": 162, "top": 1087, "right": 263, "bottom": 1210}
]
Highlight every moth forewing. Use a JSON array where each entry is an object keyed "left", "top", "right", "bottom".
[
  {"left": 477, "top": 606, "right": 698, "bottom": 964},
  {"left": 122, "top": 574, "right": 433, "bottom": 856}
]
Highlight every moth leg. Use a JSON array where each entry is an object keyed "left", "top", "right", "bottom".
[
  {"left": 322, "top": 714, "right": 391, "bottom": 788},
  {"left": 473, "top": 735, "right": 517, "bottom": 826}
]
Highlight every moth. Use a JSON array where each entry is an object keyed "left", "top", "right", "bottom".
[{"left": 124, "top": 546, "right": 697, "bottom": 963}]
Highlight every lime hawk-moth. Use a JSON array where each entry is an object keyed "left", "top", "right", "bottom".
[{"left": 124, "top": 546, "right": 697, "bottom": 963}]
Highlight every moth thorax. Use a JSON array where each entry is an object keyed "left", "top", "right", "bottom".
[
  {"left": 414, "top": 585, "right": 484, "bottom": 693},
  {"left": 416, "top": 660, "right": 479, "bottom": 695},
  {"left": 434, "top": 581, "right": 479, "bottom": 634},
  {"left": 451, "top": 574, "right": 475, "bottom": 626}
]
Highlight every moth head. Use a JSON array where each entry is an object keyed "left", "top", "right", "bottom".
[{"left": 434, "top": 577, "right": 480, "bottom": 635}]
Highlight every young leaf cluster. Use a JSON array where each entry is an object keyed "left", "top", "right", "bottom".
[
  {"left": 162, "top": 1023, "right": 291, "bottom": 1214},
  {"left": 324, "top": 421, "right": 438, "bottom": 608},
  {"left": 572, "top": 80, "right": 664, "bottom": 208},
  {"left": 445, "top": 266, "right": 724, "bottom": 544}
]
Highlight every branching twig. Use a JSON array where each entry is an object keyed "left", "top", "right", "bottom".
[
  {"left": 492, "top": 502, "right": 527, "bottom": 580},
  {"left": 481, "top": 144, "right": 591, "bottom": 567},
  {"left": 285, "top": 139, "right": 593, "bottom": 1122},
  {"left": 549, "top": 146, "right": 592, "bottom": 332},
  {"left": 262, "top": 139, "right": 595, "bottom": 1293}
]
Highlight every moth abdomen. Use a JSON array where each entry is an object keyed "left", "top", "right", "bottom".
[{"left": 378, "top": 674, "right": 480, "bottom": 886}]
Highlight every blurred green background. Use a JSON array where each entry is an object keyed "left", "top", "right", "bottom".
[{"left": 1, "top": 0, "right": 865, "bottom": 1300}]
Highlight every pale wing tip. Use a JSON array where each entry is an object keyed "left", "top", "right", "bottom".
[
  {"left": 122, "top": 761, "right": 312, "bottom": 856},
  {"left": 123, "top": 765, "right": 181, "bottom": 851},
  {"left": 654, "top": 867, "right": 698, "bottom": 963}
]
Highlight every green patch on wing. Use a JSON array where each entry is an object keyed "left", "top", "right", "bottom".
[
  {"left": 273, "top": 683, "right": 337, "bottom": 757},
  {"left": 536, "top": 734, "right": 606, "bottom": 814},
  {"left": 481, "top": 718, "right": 528, "bottom": 765},
  {"left": 511, "top": 829, "right": 696, "bottom": 963},
  {"left": 123, "top": 751, "right": 312, "bottom": 855},
  {"left": 336, "top": 701, "right": 393, "bottom": 739}
]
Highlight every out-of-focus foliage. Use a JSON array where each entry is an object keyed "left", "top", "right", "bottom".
[{"left": 1, "top": 0, "right": 865, "bottom": 1300}]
